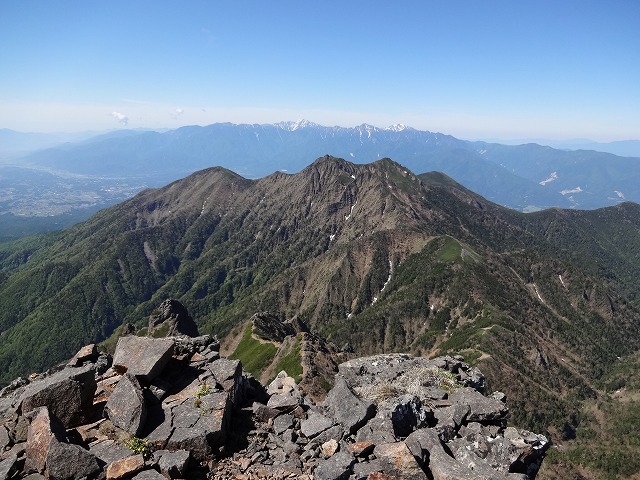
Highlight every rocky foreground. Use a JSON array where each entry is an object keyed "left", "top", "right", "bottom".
[{"left": 0, "top": 327, "right": 548, "bottom": 479}]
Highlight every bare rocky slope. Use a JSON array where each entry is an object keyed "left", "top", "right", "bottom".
[{"left": 0, "top": 302, "right": 549, "bottom": 479}]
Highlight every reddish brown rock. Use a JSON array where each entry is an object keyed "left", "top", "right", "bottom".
[{"left": 106, "top": 454, "right": 145, "bottom": 480}]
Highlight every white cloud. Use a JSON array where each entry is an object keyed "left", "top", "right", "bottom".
[
  {"left": 111, "top": 111, "right": 129, "bottom": 126},
  {"left": 170, "top": 108, "right": 184, "bottom": 120}
]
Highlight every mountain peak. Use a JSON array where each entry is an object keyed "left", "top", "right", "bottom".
[
  {"left": 385, "top": 124, "right": 412, "bottom": 132},
  {"left": 275, "top": 119, "right": 318, "bottom": 131}
]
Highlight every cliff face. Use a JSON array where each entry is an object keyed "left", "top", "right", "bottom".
[{"left": 0, "top": 309, "right": 548, "bottom": 479}]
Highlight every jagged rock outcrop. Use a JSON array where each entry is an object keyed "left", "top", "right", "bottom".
[
  {"left": 0, "top": 309, "right": 548, "bottom": 479},
  {"left": 147, "top": 298, "right": 199, "bottom": 338}
]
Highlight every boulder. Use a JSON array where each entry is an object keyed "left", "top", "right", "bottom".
[
  {"left": 373, "top": 442, "right": 428, "bottom": 479},
  {"left": 313, "top": 450, "right": 354, "bottom": 480},
  {"left": 45, "top": 439, "right": 101, "bottom": 480},
  {"left": 88, "top": 439, "right": 133, "bottom": 465},
  {"left": 25, "top": 407, "right": 99, "bottom": 479},
  {"left": 19, "top": 365, "right": 96, "bottom": 428},
  {"left": 385, "top": 394, "right": 433, "bottom": 437},
  {"left": 106, "top": 454, "right": 145, "bottom": 480},
  {"left": 205, "top": 358, "right": 244, "bottom": 404},
  {"left": 449, "top": 426, "right": 548, "bottom": 477},
  {"left": 67, "top": 344, "right": 99, "bottom": 367},
  {"left": 323, "top": 376, "right": 374, "bottom": 434},
  {"left": 354, "top": 416, "right": 397, "bottom": 444},
  {"left": 112, "top": 336, "right": 174, "bottom": 382},
  {"left": 154, "top": 449, "right": 190, "bottom": 478},
  {"left": 104, "top": 373, "right": 147, "bottom": 436},
  {"left": 448, "top": 387, "right": 509, "bottom": 423},
  {"left": 267, "top": 393, "right": 301, "bottom": 411},
  {"left": 433, "top": 403, "right": 470, "bottom": 441},
  {"left": 165, "top": 392, "right": 230, "bottom": 460},
  {"left": 300, "top": 411, "right": 333, "bottom": 439}
]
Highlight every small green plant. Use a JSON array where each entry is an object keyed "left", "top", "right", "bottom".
[
  {"left": 195, "top": 382, "right": 212, "bottom": 398},
  {"left": 125, "top": 437, "right": 151, "bottom": 460},
  {"left": 194, "top": 382, "right": 214, "bottom": 413}
]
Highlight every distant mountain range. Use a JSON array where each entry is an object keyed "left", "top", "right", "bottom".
[{"left": 1, "top": 122, "right": 639, "bottom": 239}]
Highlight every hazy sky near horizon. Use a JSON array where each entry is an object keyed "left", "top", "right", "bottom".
[{"left": 1, "top": 1, "right": 639, "bottom": 141}]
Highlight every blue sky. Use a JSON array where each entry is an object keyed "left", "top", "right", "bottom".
[{"left": 1, "top": 1, "right": 639, "bottom": 141}]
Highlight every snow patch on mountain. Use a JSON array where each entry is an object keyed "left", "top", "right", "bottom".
[
  {"left": 560, "top": 187, "right": 583, "bottom": 195},
  {"left": 539, "top": 172, "right": 558, "bottom": 186},
  {"left": 345, "top": 201, "right": 357, "bottom": 221},
  {"left": 276, "top": 119, "right": 318, "bottom": 131}
]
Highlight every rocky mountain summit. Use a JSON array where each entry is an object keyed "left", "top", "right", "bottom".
[{"left": 0, "top": 302, "right": 548, "bottom": 479}]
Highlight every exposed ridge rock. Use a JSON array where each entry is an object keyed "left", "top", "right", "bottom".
[
  {"left": 148, "top": 299, "right": 199, "bottom": 337},
  {"left": 251, "top": 312, "right": 298, "bottom": 343},
  {"left": 0, "top": 305, "right": 549, "bottom": 479}
]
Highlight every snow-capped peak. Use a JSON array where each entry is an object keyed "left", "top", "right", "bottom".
[
  {"left": 276, "top": 119, "right": 318, "bottom": 131},
  {"left": 385, "top": 124, "right": 410, "bottom": 132},
  {"left": 356, "top": 123, "right": 379, "bottom": 131}
]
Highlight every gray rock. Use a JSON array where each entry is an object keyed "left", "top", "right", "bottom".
[
  {"left": 252, "top": 402, "right": 280, "bottom": 423},
  {"left": 385, "top": 394, "right": 432, "bottom": 437},
  {"left": 112, "top": 336, "right": 174, "bottom": 382},
  {"left": 132, "top": 469, "right": 167, "bottom": 479},
  {"left": 323, "top": 377, "right": 374, "bottom": 434},
  {"left": 273, "top": 414, "right": 294, "bottom": 435},
  {"left": 166, "top": 392, "right": 230, "bottom": 461},
  {"left": 88, "top": 439, "right": 132, "bottom": 465},
  {"left": 304, "top": 425, "right": 345, "bottom": 452},
  {"left": 205, "top": 358, "right": 243, "bottom": 404},
  {"left": 155, "top": 449, "right": 190, "bottom": 478},
  {"left": 45, "top": 439, "right": 101, "bottom": 480},
  {"left": 405, "top": 428, "right": 496, "bottom": 480},
  {"left": 0, "top": 426, "right": 10, "bottom": 452},
  {"left": 19, "top": 365, "right": 96, "bottom": 428},
  {"left": 104, "top": 373, "right": 147, "bottom": 436},
  {"left": 267, "top": 393, "right": 300, "bottom": 411},
  {"left": 0, "top": 454, "right": 19, "bottom": 480},
  {"left": 448, "top": 387, "right": 509, "bottom": 423},
  {"left": 352, "top": 458, "right": 386, "bottom": 479},
  {"left": 354, "top": 416, "right": 397, "bottom": 444},
  {"left": 449, "top": 427, "right": 548, "bottom": 477},
  {"left": 433, "top": 403, "right": 470, "bottom": 441},
  {"left": 300, "top": 411, "right": 333, "bottom": 439},
  {"left": 313, "top": 450, "right": 354, "bottom": 480}
]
